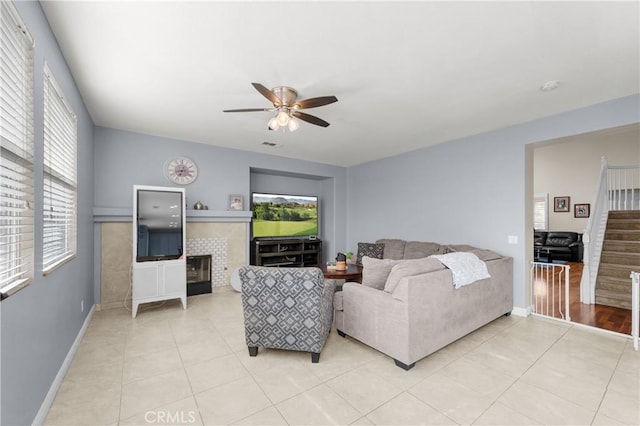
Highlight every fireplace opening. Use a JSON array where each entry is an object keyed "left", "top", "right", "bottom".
[{"left": 186, "top": 255, "right": 212, "bottom": 296}]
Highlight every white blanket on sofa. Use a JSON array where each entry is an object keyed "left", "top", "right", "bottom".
[{"left": 430, "top": 252, "right": 491, "bottom": 289}]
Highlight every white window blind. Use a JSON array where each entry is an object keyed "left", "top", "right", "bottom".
[
  {"left": 0, "top": 1, "right": 34, "bottom": 299},
  {"left": 43, "top": 64, "right": 77, "bottom": 273},
  {"left": 534, "top": 193, "right": 548, "bottom": 231}
]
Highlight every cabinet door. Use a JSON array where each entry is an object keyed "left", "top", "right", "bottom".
[
  {"left": 162, "top": 261, "right": 186, "bottom": 296},
  {"left": 133, "top": 264, "right": 159, "bottom": 299}
]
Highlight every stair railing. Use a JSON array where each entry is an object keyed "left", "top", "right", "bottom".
[
  {"left": 580, "top": 159, "right": 640, "bottom": 304},
  {"left": 632, "top": 271, "right": 639, "bottom": 351},
  {"left": 580, "top": 158, "right": 609, "bottom": 304},
  {"left": 608, "top": 164, "right": 640, "bottom": 210}
]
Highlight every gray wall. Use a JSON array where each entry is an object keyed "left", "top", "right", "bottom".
[
  {"left": 1, "top": 2, "right": 95, "bottom": 425},
  {"left": 93, "top": 127, "right": 347, "bottom": 268},
  {"left": 347, "top": 95, "right": 639, "bottom": 310}
]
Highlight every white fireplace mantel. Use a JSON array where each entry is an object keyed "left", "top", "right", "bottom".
[{"left": 93, "top": 207, "right": 252, "bottom": 223}]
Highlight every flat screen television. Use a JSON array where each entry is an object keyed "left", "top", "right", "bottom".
[
  {"left": 135, "top": 188, "right": 184, "bottom": 262},
  {"left": 252, "top": 192, "right": 319, "bottom": 238}
]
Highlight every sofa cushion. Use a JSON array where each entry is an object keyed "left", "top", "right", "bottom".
[
  {"left": 383, "top": 257, "right": 446, "bottom": 293},
  {"left": 361, "top": 256, "right": 400, "bottom": 290},
  {"left": 375, "top": 239, "right": 406, "bottom": 260},
  {"left": 356, "top": 242, "right": 385, "bottom": 265},
  {"left": 403, "top": 241, "right": 444, "bottom": 259},
  {"left": 445, "top": 244, "right": 479, "bottom": 252},
  {"left": 546, "top": 232, "right": 579, "bottom": 247},
  {"left": 469, "top": 248, "right": 503, "bottom": 261}
]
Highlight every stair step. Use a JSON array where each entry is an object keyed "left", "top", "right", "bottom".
[
  {"left": 596, "top": 276, "right": 632, "bottom": 293},
  {"left": 598, "top": 263, "right": 637, "bottom": 279},
  {"left": 600, "top": 251, "right": 640, "bottom": 266},
  {"left": 602, "top": 240, "right": 640, "bottom": 253},
  {"left": 604, "top": 230, "right": 640, "bottom": 241},
  {"left": 606, "top": 219, "right": 640, "bottom": 230},
  {"left": 595, "top": 287, "right": 631, "bottom": 299},
  {"left": 608, "top": 210, "right": 640, "bottom": 220},
  {"left": 595, "top": 294, "right": 632, "bottom": 310},
  {"left": 591, "top": 211, "right": 640, "bottom": 310}
]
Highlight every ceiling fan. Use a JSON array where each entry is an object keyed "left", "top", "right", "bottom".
[{"left": 223, "top": 83, "right": 338, "bottom": 131}]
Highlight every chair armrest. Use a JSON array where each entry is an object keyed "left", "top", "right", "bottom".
[
  {"left": 568, "top": 242, "right": 583, "bottom": 257},
  {"left": 321, "top": 279, "right": 336, "bottom": 323}
]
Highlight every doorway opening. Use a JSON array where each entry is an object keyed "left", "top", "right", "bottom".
[{"left": 528, "top": 124, "right": 639, "bottom": 336}]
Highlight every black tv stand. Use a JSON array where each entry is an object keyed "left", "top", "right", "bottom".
[{"left": 251, "top": 238, "right": 322, "bottom": 267}]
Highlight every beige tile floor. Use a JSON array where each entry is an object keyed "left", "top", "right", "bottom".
[{"left": 45, "top": 286, "right": 639, "bottom": 425}]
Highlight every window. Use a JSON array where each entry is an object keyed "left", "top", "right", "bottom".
[
  {"left": 533, "top": 193, "right": 548, "bottom": 231},
  {"left": 0, "top": 1, "right": 35, "bottom": 299},
  {"left": 43, "top": 64, "right": 77, "bottom": 273}
]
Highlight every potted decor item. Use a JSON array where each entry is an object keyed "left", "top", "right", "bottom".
[
  {"left": 336, "top": 252, "right": 347, "bottom": 271},
  {"left": 344, "top": 251, "right": 354, "bottom": 264}
]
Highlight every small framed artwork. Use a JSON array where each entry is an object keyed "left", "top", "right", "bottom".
[
  {"left": 554, "top": 196, "right": 570, "bottom": 212},
  {"left": 574, "top": 203, "right": 590, "bottom": 218},
  {"left": 228, "top": 195, "right": 243, "bottom": 211}
]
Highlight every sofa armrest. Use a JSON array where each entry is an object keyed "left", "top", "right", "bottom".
[
  {"left": 342, "top": 282, "right": 390, "bottom": 306},
  {"left": 341, "top": 282, "right": 406, "bottom": 345}
]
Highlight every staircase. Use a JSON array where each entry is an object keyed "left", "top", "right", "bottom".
[{"left": 595, "top": 210, "right": 640, "bottom": 309}]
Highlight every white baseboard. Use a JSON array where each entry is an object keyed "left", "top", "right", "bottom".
[
  {"left": 511, "top": 305, "right": 531, "bottom": 317},
  {"left": 32, "top": 305, "right": 95, "bottom": 426}
]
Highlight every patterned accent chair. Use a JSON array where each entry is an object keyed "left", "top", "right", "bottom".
[{"left": 239, "top": 265, "right": 335, "bottom": 363}]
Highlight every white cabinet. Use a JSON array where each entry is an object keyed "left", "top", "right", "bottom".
[
  {"left": 132, "top": 260, "right": 186, "bottom": 317},
  {"left": 132, "top": 185, "right": 187, "bottom": 318}
]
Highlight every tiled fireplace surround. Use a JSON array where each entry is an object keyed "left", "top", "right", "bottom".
[{"left": 95, "top": 209, "right": 251, "bottom": 310}]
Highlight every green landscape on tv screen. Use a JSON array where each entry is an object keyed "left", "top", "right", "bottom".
[{"left": 252, "top": 193, "right": 318, "bottom": 238}]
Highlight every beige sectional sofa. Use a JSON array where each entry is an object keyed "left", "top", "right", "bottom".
[{"left": 334, "top": 239, "right": 513, "bottom": 370}]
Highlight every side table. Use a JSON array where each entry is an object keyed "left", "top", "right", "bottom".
[{"left": 317, "top": 263, "right": 363, "bottom": 284}]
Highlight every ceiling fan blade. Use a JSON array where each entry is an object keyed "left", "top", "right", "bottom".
[
  {"left": 295, "top": 96, "right": 338, "bottom": 109},
  {"left": 223, "top": 108, "right": 273, "bottom": 113},
  {"left": 251, "top": 82, "right": 282, "bottom": 106},
  {"left": 291, "top": 111, "right": 330, "bottom": 127}
]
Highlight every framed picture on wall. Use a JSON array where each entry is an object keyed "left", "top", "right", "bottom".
[
  {"left": 228, "top": 195, "right": 243, "bottom": 211},
  {"left": 574, "top": 203, "right": 590, "bottom": 218},
  {"left": 554, "top": 196, "right": 570, "bottom": 212}
]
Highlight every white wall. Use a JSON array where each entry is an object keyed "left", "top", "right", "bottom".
[{"left": 534, "top": 124, "right": 640, "bottom": 232}]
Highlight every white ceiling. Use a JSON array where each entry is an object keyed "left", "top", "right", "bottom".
[{"left": 41, "top": 1, "right": 639, "bottom": 167}]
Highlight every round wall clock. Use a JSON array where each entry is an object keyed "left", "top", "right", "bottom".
[{"left": 164, "top": 156, "right": 198, "bottom": 185}]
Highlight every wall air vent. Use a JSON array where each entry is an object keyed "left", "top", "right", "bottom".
[{"left": 261, "top": 141, "right": 283, "bottom": 148}]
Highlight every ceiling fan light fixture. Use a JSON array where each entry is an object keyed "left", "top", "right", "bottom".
[
  {"left": 224, "top": 82, "right": 338, "bottom": 131},
  {"left": 288, "top": 118, "right": 299, "bottom": 132},
  {"left": 276, "top": 110, "right": 290, "bottom": 126},
  {"left": 268, "top": 116, "right": 280, "bottom": 130}
]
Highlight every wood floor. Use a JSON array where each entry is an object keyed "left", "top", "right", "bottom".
[{"left": 533, "top": 261, "right": 636, "bottom": 335}]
